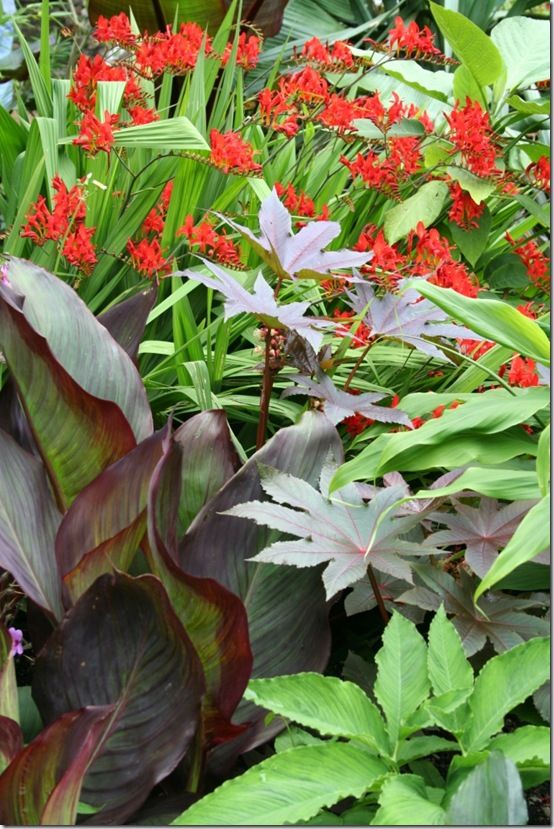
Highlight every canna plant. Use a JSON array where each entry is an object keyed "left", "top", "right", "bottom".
[{"left": 173, "top": 609, "right": 550, "bottom": 826}]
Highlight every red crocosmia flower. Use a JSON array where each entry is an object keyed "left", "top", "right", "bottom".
[
  {"left": 21, "top": 196, "right": 59, "bottom": 245},
  {"left": 508, "top": 355, "right": 540, "bottom": 387},
  {"left": 135, "top": 38, "right": 169, "bottom": 76},
  {"left": 301, "top": 36, "right": 354, "bottom": 69},
  {"left": 74, "top": 111, "right": 119, "bottom": 156},
  {"left": 279, "top": 67, "right": 329, "bottom": 103},
  {"left": 526, "top": 156, "right": 550, "bottom": 194},
  {"left": 222, "top": 33, "right": 261, "bottom": 70},
  {"left": 123, "top": 75, "right": 147, "bottom": 107},
  {"left": 448, "top": 182, "right": 485, "bottom": 229},
  {"left": 446, "top": 99, "right": 499, "bottom": 177},
  {"left": 458, "top": 339, "right": 495, "bottom": 360},
  {"left": 342, "top": 411, "right": 375, "bottom": 437},
  {"left": 94, "top": 13, "right": 136, "bottom": 47},
  {"left": 317, "top": 94, "right": 359, "bottom": 132},
  {"left": 62, "top": 225, "right": 97, "bottom": 274},
  {"left": 387, "top": 16, "right": 441, "bottom": 57},
  {"left": 177, "top": 215, "right": 241, "bottom": 267},
  {"left": 258, "top": 88, "right": 300, "bottom": 136},
  {"left": 506, "top": 233, "right": 550, "bottom": 293},
  {"left": 332, "top": 309, "right": 372, "bottom": 348},
  {"left": 128, "top": 105, "right": 159, "bottom": 125},
  {"left": 68, "top": 54, "right": 127, "bottom": 111},
  {"left": 127, "top": 238, "right": 170, "bottom": 277},
  {"left": 517, "top": 302, "right": 537, "bottom": 319},
  {"left": 432, "top": 260, "right": 479, "bottom": 297},
  {"left": 411, "top": 416, "right": 425, "bottom": 429},
  {"left": 141, "top": 180, "right": 173, "bottom": 236},
  {"left": 209, "top": 129, "right": 262, "bottom": 175},
  {"left": 274, "top": 182, "right": 329, "bottom": 222},
  {"left": 354, "top": 225, "right": 406, "bottom": 288},
  {"left": 407, "top": 223, "right": 478, "bottom": 297}
]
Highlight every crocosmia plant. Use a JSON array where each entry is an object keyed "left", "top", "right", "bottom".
[{"left": 0, "top": 0, "right": 550, "bottom": 824}]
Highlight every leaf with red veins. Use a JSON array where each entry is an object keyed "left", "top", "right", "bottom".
[
  {"left": 217, "top": 189, "right": 371, "bottom": 280},
  {"left": 224, "top": 461, "right": 438, "bottom": 599},
  {"left": 347, "top": 280, "right": 481, "bottom": 361},
  {"left": 424, "top": 497, "right": 541, "bottom": 578},
  {"left": 282, "top": 372, "right": 412, "bottom": 427},
  {"left": 178, "top": 260, "right": 333, "bottom": 352}
]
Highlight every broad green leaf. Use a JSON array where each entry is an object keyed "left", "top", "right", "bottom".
[
  {"left": 450, "top": 208, "right": 491, "bottom": 268},
  {"left": 0, "top": 430, "right": 63, "bottom": 619},
  {"left": 413, "top": 467, "right": 542, "bottom": 502},
  {"left": 446, "top": 752, "right": 527, "bottom": 826},
  {"left": 427, "top": 606, "right": 473, "bottom": 697},
  {"left": 173, "top": 743, "right": 388, "bottom": 825},
  {"left": 507, "top": 95, "right": 550, "bottom": 116},
  {"left": 462, "top": 637, "right": 550, "bottom": 752},
  {"left": 245, "top": 673, "right": 389, "bottom": 755},
  {"left": 474, "top": 496, "right": 550, "bottom": 600},
  {"left": 488, "top": 726, "right": 550, "bottom": 788},
  {"left": 32, "top": 573, "right": 204, "bottom": 824},
  {"left": 0, "top": 707, "right": 113, "bottom": 825},
  {"left": 452, "top": 64, "right": 486, "bottom": 109},
  {"left": 408, "top": 280, "right": 550, "bottom": 364},
  {"left": 372, "top": 774, "right": 446, "bottom": 826},
  {"left": 430, "top": 2, "right": 504, "bottom": 88},
  {"left": 384, "top": 181, "right": 448, "bottom": 244},
  {"left": 113, "top": 117, "right": 209, "bottom": 150},
  {"left": 446, "top": 168, "right": 495, "bottom": 204},
  {"left": 491, "top": 17, "right": 550, "bottom": 91},
  {"left": 536, "top": 424, "right": 550, "bottom": 497},
  {"left": 397, "top": 735, "right": 459, "bottom": 765},
  {"left": 374, "top": 612, "right": 430, "bottom": 748}
]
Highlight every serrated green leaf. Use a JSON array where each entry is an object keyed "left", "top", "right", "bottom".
[
  {"left": 172, "top": 744, "right": 388, "bottom": 825},
  {"left": 374, "top": 613, "right": 430, "bottom": 748},
  {"left": 462, "top": 637, "right": 550, "bottom": 752},
  {"left": 488, "top": 725, "right": 550, "bottom": 788},
  {"left": 372, "top": 774, "right": 446, "bottom": 825},
  {"left": 428, "top": 606, "right": 474, "bottom": 697},
  {"left": 245, "top": 673, "right": 389, "bottom": 755}
]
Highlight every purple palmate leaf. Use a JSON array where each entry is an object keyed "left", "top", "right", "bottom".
[
  {"left": 218, "top": 189, "right": 371, "bottom": 280},
  {"left": 347, "top": 280, "right": 481, "bottom": 361},
  {"left": 424, "top": 497, "right": 540, "bottom": 578},
  {"left": 282, "top": 371, "right": 412, "bottom": 427},
  {"left": 177, "top": 259, "right": 333, "bottom": 351},
  {"left": 224, "top": 458, "right": 442, "bottom": 599}
]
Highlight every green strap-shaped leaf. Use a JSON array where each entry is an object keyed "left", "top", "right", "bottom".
[
  {"left": 245, "top": 673, "right": 389, "bottom": 755},
  {"left": 0, "top": 706, "right": 113, "bottom": 825},
  {"left": 0, "top": 430, "right": 63, "bottom": 618},
  {"left": 172, "top": 743, "right": 388, "bottom": 825},
  {"left": 372, "top": 774, "right": 446, "bottom": 826},
  {"left": 429, "top": 2, "right": 505, "bottom": 88},
  {"left": 384, "top": 181, "right": 448, "bottom": 245},
  {"left": 408, "top": 280, "right": 550, "bottom": 365},
  {"left": 413, "top": 467, "right": 542, "bottom": 502},
  {"left": 474, "top": 496, "right": 550, "bottom": 601},
  {"left": 462, "top": 637, "right": 550, "bottom": 752},
  {"left": 374, "top": 612, "right": 430, "bottom": 749},
  {"left": 427, "top": 606, "right": 474, "bottom": 697},
  {"left": 536, "top": 424, "right": 550, "bottom": 497},
  {"left": 446, "top": 752, "right": 528, "bottom": 826}
]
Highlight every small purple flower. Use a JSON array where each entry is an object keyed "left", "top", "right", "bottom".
[
  {"left": 0, "top": 262, "right": 10, "bottom": 286},
  {"left": 8, "top": 627, "right": 24, "bottom": 656}
]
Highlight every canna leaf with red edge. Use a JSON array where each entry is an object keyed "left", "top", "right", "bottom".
[
  {"left": 0, "top": 377, "right": 36, "bottom": 453},
  {"left": 0, "top": 281, "right": 138, "bottom": 509},
  {"left": 3, "top": 258, "right": 152, "bottom": 441},
  {"left": 0, "top": 706, "right": 114, "bottom": 825},
  {"left": 97, "top": 285, "right": 157, "bottom": 364},
  {"left": 0, "top": 429, "right": 63, "bottom": 619},
  {"left": 0, "top": 717, "right": 22, "bottom": 773},
  {"left": 32, "top": 573, "right": 205, "bottom": 825},
  {"left": 147, "top": 424, "right": 252, "bottom": 746},
  {"left": 179, "top": 412, "right": 337, "bottom": 753},
  {"left": 55, "top": 428, "right": 168, "bottom": 606}
]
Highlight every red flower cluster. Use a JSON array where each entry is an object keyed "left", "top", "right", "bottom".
[
  {"left": 458, "top": 339, "right": 495, "bottom": 360},
  {"left": 446, "top": 99, "right": 499, "bottom": 177},
  {"left": 508, "top": 355, "right": 539, "bottom": 387},
  {"left": 354, "top": 225, "right": 406, "bottom": 288},
  {"left": 506, "top": 233, "right": 550, "bottom": 292},
  {"left": 73, "top": 110, "right": 119, "bottom": 156},
  {"left": 408, "top": 223, "right": 479, "bottom": 297},
  {"left": 411, "top": 400, "right": 462, "bottom": 430},
  {"left": 209, "top": 129, "right": 262, "bottom": 175},
  {"left": 342, "top": 392, "right": 401, "bottom": 437},
  {"left": 275, "top": 182, "right": 329, "bottom": 221},
  {"left": 387, "top": 16, "right": 441, "bottom": 58},
  {"left": 94, "top": 12, "right": 136, "bottom": 47},
  {"left": 127, "top": 238, "right": 170, "bottom": 278},
  {"left": 341, "top": 137, "right": 422, "bottom": 196},
  {"left": 448, "top": 182, "right": 485, "bottom": 229},
  {"left": 300, "top": 37, "right": 354, "bottom": 69},
  {"left": 177, "top": 215, "right": 241, "bottom": 267},
  {"left": 21, "top": 177, "right": 97, "bottom": 274},
  {"left": 332, "top": 309, "right": 372, "bottom": 348},
  {"left": 526, "top": 156, "right": 550, "bottom": 194},
  {"left": 142, "top": 181, "right": 173, "bottom": 236},
  {"left": 222, "top": 33, "right": 261, "bottom": 71}
]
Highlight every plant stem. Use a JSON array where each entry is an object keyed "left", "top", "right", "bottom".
[
  {"left": 186, "top": 720, "right": 205, "bottom": 794},
  {"left": 343, "top": 341, "right": 373, "bottom": 390},
  {"left": 256, "top": 333, "right": 274, "bottom": 449},
  {"left": 367, "top": 564, "right": 389, "bottom": 624}
]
